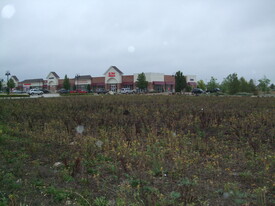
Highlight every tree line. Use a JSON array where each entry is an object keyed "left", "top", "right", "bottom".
[
  {"left": 1, "top": 72, "right": 273, "bottom": 95},
  {"left": 175, "top": 71, "right": 274, "bottom": 94}
]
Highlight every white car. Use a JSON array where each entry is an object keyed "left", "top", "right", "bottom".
[
  {"left": 120, "top": 88, "right": 134, "bottom": 94},
  {"left": 12, "top": 90, "right": 25, "bottom": 94},
  {"left": 28, "top": 89, "right": 43, "bottom": 95}
]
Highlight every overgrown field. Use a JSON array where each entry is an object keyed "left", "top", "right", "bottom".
[{"left": 0, "top": 96, "right": 274, "bottom": 205}]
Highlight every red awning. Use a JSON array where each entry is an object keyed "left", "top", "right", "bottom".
[
  {"left": 165, "top": 81, "right": 175, "bottom": 85},
  {"left": 153, "top": 81, "right": 165, "bottom": 85},
  {"left": 188, "top": 82, "right": 197, "bottom": 86}
]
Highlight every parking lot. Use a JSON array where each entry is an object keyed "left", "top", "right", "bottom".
[
  {"left": 0, "top": 93, "right": 60, "bottom": 99},
  {"left": 30, "top": 93, "right": 60, "bottom": 98}
]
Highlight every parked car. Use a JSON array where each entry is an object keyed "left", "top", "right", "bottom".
[
  {"left": 96, "top": 88, "right": 109, "bottom": 94},
  {"left": 58, "top": 89, "right": 69, "bottom": 94},
  {"left": 40, "top": 89, "right": 50, "bottom": 93},
  {"left": 120, "top": 88, "right": 135, "bottom": 94},
  {"left": 12, "top": 90, "right": 25, "bottom": 94},
  {"left": 70, "top": 89, "right": 88, "bottom": 94},
  {"left": 206, "top": 88, "right": 221, "bottom": 93},
  {"left": 192, "top": 88, "right": 205, "bottom": 95},
  {"left": 28, "top": 89, "right": 43, "bottom": 95}
]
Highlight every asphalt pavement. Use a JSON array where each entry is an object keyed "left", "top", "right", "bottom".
[{"left": 30, "top": 93, "right": 60, "bottom": 98}]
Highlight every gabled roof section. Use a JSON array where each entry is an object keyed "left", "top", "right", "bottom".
[
  {"left": 51, "top": 72, "right": 60, "bottom": 78},
  {"left": 104, "top": 66, "right": 123, "bottom": 75},
  {"left": 46, "top": 72, "right": 60, "bottom": 79},
  {"left": 77, "top": 75, "right": 92, "bottom": 80},
  {"left": 11, "top": 76, "right": 19, "bottom": 82},
  {"left": 21, "top": 78, "right": 44, "bottom": 83}
]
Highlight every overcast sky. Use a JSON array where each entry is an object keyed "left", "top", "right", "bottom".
[{"left": 1, "top": 0, "right": 275, "bottom": 83}]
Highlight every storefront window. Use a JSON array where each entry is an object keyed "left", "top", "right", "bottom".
[
  {"left": 123, "top": 85, "right": 133, "bottom": 90},
  {"left": 154, "top": 85, "right": 164, "bottom": 92}
]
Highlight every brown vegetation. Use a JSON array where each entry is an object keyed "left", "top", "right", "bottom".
[{"left": 0, "top": 96, "right": 274, "bottom": 205}]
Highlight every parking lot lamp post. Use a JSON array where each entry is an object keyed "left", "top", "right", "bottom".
[{"left": 75, "top": 74, "right": 80, "bottom": 90}]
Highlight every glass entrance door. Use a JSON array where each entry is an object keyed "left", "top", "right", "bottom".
[{"left": 110, "top": 84, "right": 117, "bottom": 92}]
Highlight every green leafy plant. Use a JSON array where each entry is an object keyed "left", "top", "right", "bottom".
[{"left": 94, "top": 196, "right": 109, "bottom": 206}]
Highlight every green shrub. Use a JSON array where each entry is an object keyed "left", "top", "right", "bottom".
[{"left": 94, "top": 196, "right": 109, "bottom": 206}]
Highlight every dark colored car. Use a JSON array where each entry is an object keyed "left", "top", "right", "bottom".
[
  {"left": 41, "top": 89, "right": 50, "bottom": 93},
  {"left": 206, "top": 88, "right": 221, "bottom": 93},
  {"left": 58, "top": 89, "right": 69, "bottom": 94},
  {"left": 192, "top": 88, "right": 205, "bottom": 94},
  {"left": 96, "top": 88, "right": 109, "bottom": 94}
]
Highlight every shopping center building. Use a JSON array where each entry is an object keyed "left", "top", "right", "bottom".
[{"left": 16, "top": 66, "right": 197, "bottom": 92}]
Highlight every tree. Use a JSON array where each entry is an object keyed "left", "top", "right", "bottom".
[
  {"left": 185, "top": 85, "right": 192, "bottom": 92},
  {"left": 239, "top": 77, "right": 249, "bottom": 93},
  {"left": 7, "top": 78, "right": 15, "bottom": 94},
  {"left": 0, "top": 80, "right": 2, "bottom": 91},
  {"left": 63, "top": 75, "right": 70, "bottom": 90},
  {"left": 136, "top": 72, "right": 148, "bottom": 91},
  {"left": 248, "top": 79, "right": 258, "bottom": 95},
  {"left": 197, "top": 80, "right": 206, "bottom": 90},
  {"left": 206, "top": 77, "right": 219, "bottom": 92},
  {"left": 175, "top": 71, "right": 187, "bottom": 92},
  {"left": 258, "top": 76, "right": 270, "bottom": 93},
  {"left": 221, "top": 73, "right": 240, "bottom": 95},
  {"left": 270, "top": 83, "right": 275, "bottom": 90}
]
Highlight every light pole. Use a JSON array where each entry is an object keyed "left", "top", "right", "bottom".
[
  {"left": 5, "top": 71, "right": 10, "bottom": 94},
  {"left": 75, "top": 74, "right": 80, "bottom": 90}
]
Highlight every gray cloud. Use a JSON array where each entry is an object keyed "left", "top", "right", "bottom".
[{"left": 1, "top": 0, "right": 275, "bottom": 83}]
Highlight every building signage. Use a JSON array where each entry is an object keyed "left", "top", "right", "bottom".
[
  {"left": 24, "top": 83, "right": 31, "bottom": 85},
  {"left": 108, "top": 72, "right": 115, "bottom": 77}
]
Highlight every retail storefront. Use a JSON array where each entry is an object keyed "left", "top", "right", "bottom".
[
  {"left": 75, "top": 75, "right": 92, "bottom": 90},
  {"left": 153, "top": 81, "right": 165, "bottom": 92},
  {"left": 46, "top": 72, "right": 60, "bottom": 92},
  {"left": 16, "top": 66, "right": 197, "bottom": 93},
  {"left": 20, "top": 79, "right": 45, "bottom": 91},
  {"left": 104, "top": 66, "right": 123, "bottom": 92},
  {"left": 122, "top": 75, "right": 134, "bottom": 90}
]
